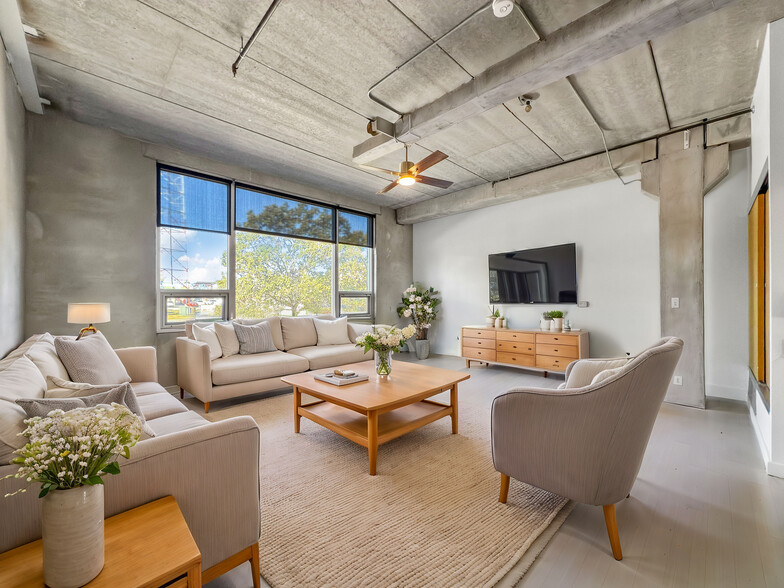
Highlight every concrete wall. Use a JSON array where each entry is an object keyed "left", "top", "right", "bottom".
[
  {"left": 413, "top": 149, "right": 750, "bottom": 401},
  {"left": 0, "top": 50, "right": 26, "bottom": 357},
  {"left": 24, "top": 111, "right": 412, "bottom": 387}
]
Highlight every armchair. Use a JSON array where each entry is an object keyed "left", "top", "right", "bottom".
[{"left": 491, "top": 337, "right": 683, "bottom": 560}]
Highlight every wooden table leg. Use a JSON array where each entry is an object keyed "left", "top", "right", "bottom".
[
  {"left": 450, "top": 384, "right": 458, "bottom": 434},
  {"left": 368, "top": 410, "right": 378, "bottom": 475},
  {"left": 294, "top": 387, "right": 301, "bottom": 433},
  {"left": 186, "top": 561, "right": 202, "bottom": 588},
  {"left": 465, "top": 358, "right": 471, "bottom": 368},
  {"left": 250, "top": 542, "right": 261, "bottom": 588}
]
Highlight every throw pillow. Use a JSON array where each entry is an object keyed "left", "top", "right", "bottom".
[
  {"left": 54, "top": 331, "right": 131, "bottom": 385},
  {"left": 45, "top": 375, "right": 119, "bottom": 399},
  {"left": 214, "top": 321, "right": 241, "bottom": 357},
  {"left": 564, "top": 358, "right": 628, "bottom": 388},
  {"left": 0, "top": 397, "right": 27, "bottom": 464},
  {"left": 233, "top": 322, "right": 277, "bottom": 355},
  {"left": 0, "top": 356, "right": 47, "bottom": 399},
  {"left": 314, "top": 316, "right": 350, "bottom": 346},
  {"left": 16, "top": 383, "right": 155, "bottom": 439},
  {"left": 590, "top": 366, "right": 625, "bottom": 386},
  {"left": 280, "top": 317, "right": 318, "bottom": 350},
  {"left": 192, "top": 324, "right": 223, "bottom": 361},
  {"left": 25, "top": 333, "right": 71, "bottom": 385}
]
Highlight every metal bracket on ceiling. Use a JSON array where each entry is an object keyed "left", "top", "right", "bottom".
[{"left": 232, "top": 0, "right": 284, "bottom": 77}]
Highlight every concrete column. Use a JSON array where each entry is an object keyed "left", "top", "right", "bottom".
[{"left": 642, "top": 127, "right": 729, "bottom": 408}]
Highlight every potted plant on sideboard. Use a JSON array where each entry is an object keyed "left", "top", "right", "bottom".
[
  {"left": 398, "top": 283, "right": 441, "bottom": 359},
  {"left": 549, "top": 310, "right": 565, "bottom": 331},
  {"left": 540, "top": 312, "right": 552, "bottom": 331}
]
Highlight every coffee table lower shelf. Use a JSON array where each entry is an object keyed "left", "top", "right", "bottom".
[{"left": 299, "top": 400, "right": 452, "bottom": 448}]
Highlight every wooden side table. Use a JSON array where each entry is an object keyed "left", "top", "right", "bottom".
[{"left": 0, "top": 495, "right": 201, "bottom": 588}]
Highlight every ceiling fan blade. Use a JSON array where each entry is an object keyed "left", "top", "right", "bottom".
[
  {"left": 359, "top": 164, "right": 401, "bottom": 176},
  {"left": 377, "top": 181, "right": 400, "bottom": 194},
  {"left": 415, "top": 175, "right": 453, "bottom": 189},
  {"left": 408, "top": 150, "right": 448, "bottom": 175}
]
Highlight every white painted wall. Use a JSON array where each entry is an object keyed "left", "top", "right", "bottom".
[
  {"left": 413, "top": 177, "right": 661, "bottom": 360},
  {"left": 0, "top": 49, "right": 26, "bottom": 357},
  {"left": 413, "top": 149, "right": 751, "bottom": 403},
  {"left": 704, "top": 149, "right": 750, "bottom": 402}
]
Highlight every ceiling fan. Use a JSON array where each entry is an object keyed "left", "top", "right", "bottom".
[{"left": 362, "top": 145, "right": 454, "bottom": 194}]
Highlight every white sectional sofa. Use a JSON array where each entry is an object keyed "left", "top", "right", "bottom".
[
  {"left": 0, "top": 333, "right": 261, "bottom": 584},
  {"left": 176, "top": 315, "right": 377, "bottom": 412}
]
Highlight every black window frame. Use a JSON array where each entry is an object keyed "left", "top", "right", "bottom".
[{"left": 157, "top": 163, "right": 232, "bottom": 235}]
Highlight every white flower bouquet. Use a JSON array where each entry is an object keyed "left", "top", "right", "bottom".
[
  {"left": 356, "top": 325, "right": 416, "bottom": 375},
  {"left": 3, "top": 403, "right": 143, "bottom": 498},
  {"left": 397, "top": 283, "right": 441, "bottom": 340}
]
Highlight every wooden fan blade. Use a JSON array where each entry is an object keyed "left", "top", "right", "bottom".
[
  {"left": 415, "top": 175, "right": 453, "bottom": 189},
  {"left": 359, "top": 164, "right": 401, "bottom": 177},
  {"left": 378, "top": 180, "right": 400, "bottom": 194},
  {"left": 408, "top": 150, "right": 448, "bottom": 175}
]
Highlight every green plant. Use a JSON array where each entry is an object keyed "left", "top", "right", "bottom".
[
  {"left": 548, "top": 310, "right": 564, "bottom": 319},
  {"left": 541, "top": 312, "right": 552, "bottom": 320}
]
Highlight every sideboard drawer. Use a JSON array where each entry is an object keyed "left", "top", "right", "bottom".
[
  {"left": 497, "top": 352, "right": 535, "bottom": 367},
  {"left": 536, "top": 333, "right": 579, "bottom": 346},
  {"left": 463, "top": 337, "right": 494, "bottom": 349},
  {"left": 536, "top": 343, "right": 579, "bottom": 359},
  {"left": 463, "top": 347, "right": 496, "bottom": 362},
  {"left": 496, "top": 340, "right": 535, "bottom": 354},
  {"left": 496, "top": 331, "right": 535, "bottom": 343},
  {"left": 535, "top": 355, "right": 572, "bottom": 371},
  {"left": 462, "top": 328, "right": 496, "bottom": 340}
]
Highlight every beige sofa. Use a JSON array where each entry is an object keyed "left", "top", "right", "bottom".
[
  {"left": 0, "top": 334, "right": 261, "bottom": 584},
  {"left": 177, "top": 315, "right": 376, "bottom": 412}
]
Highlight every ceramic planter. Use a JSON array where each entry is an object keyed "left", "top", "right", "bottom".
[
  {"left": 415, "top": 339, "right": 430, "bottom": 360},
  {"left": 551, "top": 318, "right": 564, "bottom": 331},
  {"left": 495, "top": 317, "right": 503, "bottom": 328},
  {"left": 486, "top": 316, "right": 496, "bottom": 327},
  {"left": 540, "top": 318, "right": 552, "bottom": 331},
  {"left": 42, "top": 484, "right": 105, "bottom": 588}
]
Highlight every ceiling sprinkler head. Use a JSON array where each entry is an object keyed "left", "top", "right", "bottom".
[
  {"left": 492, "top": 0, "right": 515, "bottom": 18},
  {"left": 518, "top": 94, "right": 535, "bottom": 113}
]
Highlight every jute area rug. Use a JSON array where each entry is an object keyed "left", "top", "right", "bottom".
[{"left": 200, "top": 372, "right": 572, "bottom": 588}]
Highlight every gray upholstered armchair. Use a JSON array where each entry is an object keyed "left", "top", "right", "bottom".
[{"left": 491, "top": 337, "right": 683, "bottom": 560}]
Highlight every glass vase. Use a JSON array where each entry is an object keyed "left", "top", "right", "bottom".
[{"left": 375, "top": 349, "right": 392, "bottom": 376}]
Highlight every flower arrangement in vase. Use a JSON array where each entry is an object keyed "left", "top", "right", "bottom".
[
  {"left": 397, "top": 283, "right": 441, "bottom": 359},
  {"left": 3, "top": 404, "right": 142, "bottom": 588},
  {"left": 356, "top": 325, "right": 416, "bottom": 375}
]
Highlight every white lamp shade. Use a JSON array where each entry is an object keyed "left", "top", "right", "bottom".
[{"left": 67, "top": 303, "right": 111, "bottom": 325}]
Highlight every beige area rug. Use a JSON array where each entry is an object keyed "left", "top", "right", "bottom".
[{"left": 200, "top": 382, "right": 572, "bottom": 588}]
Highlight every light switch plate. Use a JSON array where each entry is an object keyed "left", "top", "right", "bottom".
[
  {"left": 673, "top": 375, "right": 683, "bottom": 385},
  {"left": 577, "top": 301, "right": 589, "bottom": 308},
  {"left": 671, "top": 297, "right": 680, "bottom": 309}
]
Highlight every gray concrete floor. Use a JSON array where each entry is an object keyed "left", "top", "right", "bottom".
[{"left": 202, "top": 354, "right": 784, "bottom": 588}]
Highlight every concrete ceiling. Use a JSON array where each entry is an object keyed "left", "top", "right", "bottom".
[{"left": 17, "top": 0, "right": 783, "bottom": 209}]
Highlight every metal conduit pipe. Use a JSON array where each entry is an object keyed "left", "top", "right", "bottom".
[{"left": 232, "top": 0, "right": 284, "bottom": 77}]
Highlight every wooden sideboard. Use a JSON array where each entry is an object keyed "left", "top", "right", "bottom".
[{"left": 461, "top": 326, "right": 589, "bottom": 376}]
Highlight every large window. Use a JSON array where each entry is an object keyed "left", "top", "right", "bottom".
[{"left": 157, "top": 165, "right": 374, "bottom": 330}]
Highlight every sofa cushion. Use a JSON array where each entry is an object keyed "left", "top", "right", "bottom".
[
  {"left": 314, "top": 317, "right": 351, "bottom": 346},
  {"left": 193, "top": 324, "right": 222, "bottom": 361},
  {"left": 130, "top": 381, "right": 168, "bottom": 397},
  {"left": 234, "top": 322, "right": 277, "bottom": 355},
  {"left": 211, "top": 351, "right": 309, "bottom": 386},
  {"left": 54, "top": 332, "right": 131, "bottom": 385},
  {"left": 236, "top": 317, "right": 284, "bottom": 350},
  {"left": 287, "top": 344, "right": 369, "bottom": 371},
  {"left": 214, "top": 322, "right": 241, "bottom": 357},
  {"left": 280, "top": 317, "right": 318, "bottom": 350},
  {"left": 0, "top": 356, "right": 47, "bottom": 400},
  {"left": 147, "top": 410, "right": 209, "bottom": 437},
  {"left": 25, "top": 334, "right": 71, "bottom": 385},
  {"left": 136, "top": 391, "right": 188, "bottom": 420},
  {"left": 0, "top": 334, "right": 42, "bottom": 371}
]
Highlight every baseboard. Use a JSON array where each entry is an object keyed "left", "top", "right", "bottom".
[
  {"left": 766, "top": 461, "right": 784, "bottom": 478},
  {"left": 748, "top": 402, "right": 771, "bottom": 463}
]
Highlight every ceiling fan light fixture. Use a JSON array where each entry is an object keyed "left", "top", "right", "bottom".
[{"left": 398, "top": 175, "right": 416, "bottom": 186}]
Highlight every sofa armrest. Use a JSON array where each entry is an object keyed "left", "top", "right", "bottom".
[
  {"left": 0, "top": 417, "right": 260, "bottom": 570},
  {"left": 176, "top": 337, "right": 212, "bottom": 402},
  {"left": 115, "top": 346, "right": 158, "bottom": 383}
]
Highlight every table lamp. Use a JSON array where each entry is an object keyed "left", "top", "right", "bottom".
[{"left": 67, "top": 303, "right": 111, "bottom": 340}]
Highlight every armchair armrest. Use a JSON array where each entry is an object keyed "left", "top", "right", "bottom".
[
  {"left": 115, "top": 346, "right": 158, "bottom": 383},
  {"left": 0, "top": 417, "right": 261, "bottom": 570},
  {"left": 176, "top": 337, "right": 212, "bottom": 402}
]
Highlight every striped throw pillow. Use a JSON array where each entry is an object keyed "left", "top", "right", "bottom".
[{"left": 233, "top": 322, "right": 277, "bottom": 355}]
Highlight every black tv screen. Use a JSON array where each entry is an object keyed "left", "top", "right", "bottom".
[{"left": 489, "top": 243, "right": 577, "bottom": 304}]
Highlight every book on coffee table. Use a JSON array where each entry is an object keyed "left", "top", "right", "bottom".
[{"left": 313, "top": 372, "right": 369, "bottom": 386}]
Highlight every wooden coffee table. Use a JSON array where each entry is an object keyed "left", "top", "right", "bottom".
[{"left": 282, "top": 360, "right": 470, "bottom": 475}]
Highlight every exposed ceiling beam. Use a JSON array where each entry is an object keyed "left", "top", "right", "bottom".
[
  {"left": 353, "top": 0, "right": 735, "bottom": 165},
  {"left": 0, "top": 0, "right": 44, "bottom": 114}
]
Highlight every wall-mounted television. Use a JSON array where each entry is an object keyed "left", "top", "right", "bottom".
[{"left": 489, "top": 243, "right": 577, "bottom": 304}]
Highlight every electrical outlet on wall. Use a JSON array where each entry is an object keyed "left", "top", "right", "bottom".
[
  {"left": 673, "top": 375, "right": 683, "bottom": 386},
  {"left": 671, "top": 297, "right": 680, "bottom": 309},
  {"left": 577, "top": 301, "right": 589, "bottom": 308}
]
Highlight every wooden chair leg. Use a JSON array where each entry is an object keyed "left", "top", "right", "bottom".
[
  {"left": 499, "top": 473, "right": 510, "bottom": 503},
  {"left": 204, "top": 402, "right": 210, "bottom": 414},
  {"left": 179, "top": 387, "right": 184, "bottom": 399},
  {"left": 250, "top": 542, "right": 261, "bottom": 588},
  {"left": 603, "top": 504, "right": 623, "bottom": 560}
]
